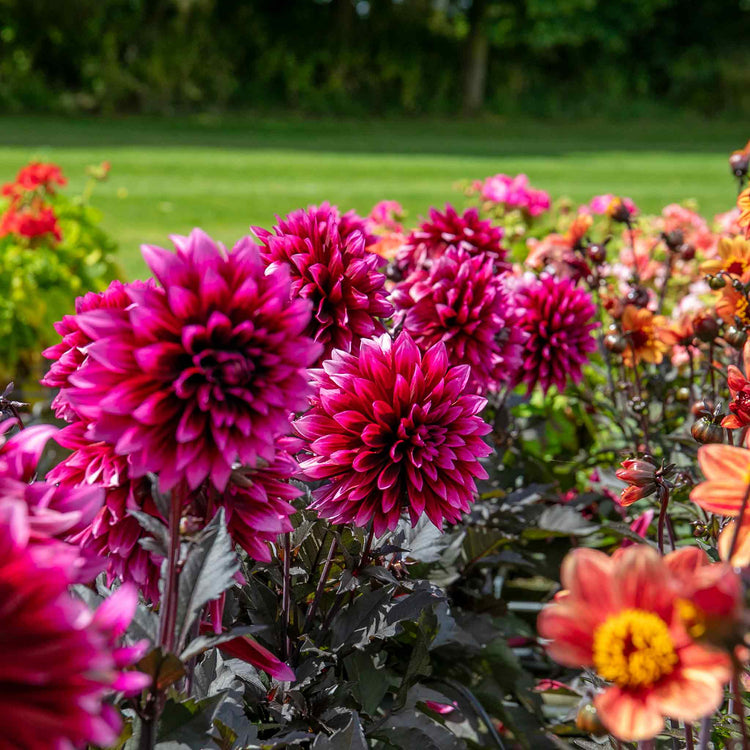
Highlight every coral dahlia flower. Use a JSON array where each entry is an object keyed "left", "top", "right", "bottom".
[
  {"left": 702, "top": 236, "right": 750, "bottom": 277},
  {"left": 690, "top": 443, "right": 750, "bottom": 517},
  {"left": 396, "top": 204, "right": 508, "bottom": 274},
  {"left": 538, "top": 545, "right": 730, "bottom": 741},
  {"left": 513, "top": 274, "right": 598, "bottom": 394},
  {"left": 0, "top": 513, "right": 149, "bottom": 749},
  {"left": 393, "top": 247, "right": 526, "bottom": 392},
  {"left": 295, "top": 332, "right": 492, "bottom": 535},
  {"left": 61, "top": 229, "right": 320, "bottom": 492},
  {"left": 254, "top": 203, "right": 391, "bottom": 361},
  {"left": 738, "top": 188, "right": 750, "bottom": 237}
]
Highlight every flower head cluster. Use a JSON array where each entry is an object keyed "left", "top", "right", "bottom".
[
  {"left": 513, "top": 275, "right": 598, "bottom": 394},
  {"left": 254, "top": 203, "right": 392, "bottom": 361},
  {"left": 0, "top": 160, "right": 66, "bottom": 242},
  {"left": 620, "top": 305, "right": 669, "bottom": 367},
  {"left": 0, "top": 419, "right": 104, "bottom": 581},
  {"left": 392, "top": 247, "right": 526, "bottom": 391},
  {"left": 51, "top": 229, "right": 320, "bottom": 493},
  {"left": 295, "top": 332, "right": 492, "bottom": 535},
  {"left": 538, "top": 545, "right": 732, "bottom": 741},
  {"left": 396, "top": 204, "right": 508, "bottom": 274},
  {"left": 478, "top": 173, "right": 550, "bottom": 217},
  {"left": 0, "top": 448, "right": 147, "bottom": 748}
]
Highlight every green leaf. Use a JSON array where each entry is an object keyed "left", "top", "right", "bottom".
[{"left": 175, "top": 509, "right": 240, "bottom": 651}]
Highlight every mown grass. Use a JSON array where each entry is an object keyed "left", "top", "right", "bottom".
[{"left": 0, "top": 115, "right": 745, "bottom": 278}]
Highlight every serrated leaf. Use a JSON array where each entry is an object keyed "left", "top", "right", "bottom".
[
  {"left": 528, "top": 505, "right": 597, "bottom": 538},
  {"left": 372, "top": 707, "right": 465, "bottom": 750},
  {"left": 130, "top": 509, "right": 169, "bottom": 556},
  {"left": 175, "top": 509, "right": 240, "bottom": 651}
]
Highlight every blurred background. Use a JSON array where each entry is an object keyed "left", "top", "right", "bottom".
[{"left": 1, "top": 0, "right": 749, "bottom": 276}]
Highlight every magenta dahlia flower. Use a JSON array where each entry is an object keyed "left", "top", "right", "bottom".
[
  {"left": 514, "top": 274, "right": 598, "bottom": 394},
  {"left": 295, "top": 332, "right": 492, "bottom": 535},
  {"left": 47, "top": 422, "right": 163, "bottom": 602},
  {"left": 396, "top": 204, "right": 508, "bottom": 274},
  {"left": 479, "top": 173, "right": 551, "bottom": 217},
  {"left": 42, "top": 279, "right": 156, "bottom": 421},
  {"left": 392, "top": 247, "right": 526, "bottom": 392},
  {"left": 57, "top": 230, "right": 320, "bottom": 492},
  {"left": 0, "top": 420, "right": 104, "bottom": 581},
  {"left": 0, "top": 512, "right": 149, "bottom": 749},
  {"left": 254, "top": 203, "right": 393, "bottom": 361}
]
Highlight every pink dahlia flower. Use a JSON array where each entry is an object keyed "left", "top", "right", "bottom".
[
  {"left": 0, "top": 420, "right": 104, "bottom": 581},
  {"left": 392, "top": 247, "right": 526, "bottom": 392},
  {"left": 59, "top": 230, "right": 320, "bottom": 492},
  {"left": 397, "top": 204, "right": 508, "bottom": 274},
  {"left": 254, "top": 203, "right": 392, "bottom": 361},
  {"left": 588, "top": 193, "right": 638, "bottom": 217},
  {"left": 367, "top": 200, "right": 404, "bottom": 234},
  {"left": 42, "top": 279, "right": 156, "bottom": 421},
  {"left": 47, "top": 422, "right": 163, "bottom": 602},
  {"left": 295, "top": 332, "right": 492, "bottom": 535},
  {"left": 514, "top": 274, "right": 598, "bottom": 394},
  {"left": 479, "top": 173, "right": 551, "bottom": 217},
  {"left": 0, "top": 513, "right": 149, "bottom": 749}
]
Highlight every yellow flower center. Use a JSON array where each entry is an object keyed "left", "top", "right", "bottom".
[
  {"left": 736, "top": 296, "right": 750, "bottom": 327},
  {"left": 592, "top": 609, "right": 678, "bottom": 689}
]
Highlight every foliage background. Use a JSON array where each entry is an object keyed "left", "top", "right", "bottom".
[{"left": 2, "top": 0, "right": 750, "bottom": 117}]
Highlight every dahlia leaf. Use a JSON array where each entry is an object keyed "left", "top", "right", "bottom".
[
  {"left": 320, "top": 711, "right": 368, "bottom": 750},
  {"left": 175, "top": 508, "right": 240, "bottom": 650},
  {"left": 130, "top": 509, "right": 169, "bottom": 555},
  {"left": 526, "top": 505, "right": 598, "bottom": 538}
]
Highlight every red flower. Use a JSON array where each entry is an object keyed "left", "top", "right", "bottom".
[
  {"left": 538, "top": 545, "right": 730, "bottom": 741},
  {"left": 393, "top": 246, "right": 526, "bottom": 392},
  {"left": 1, "top": 161, "right": 66, "bottom": 199},
  {"left": 0, "top": 510, "right": 148, "bottom": 749},
  {"left": 722, "top": 365, "right": 750, "bottom": 428},
  {"left": 514, "top": 274, "right": 598, "bottom": 394},
  {"left": 254, "top": 203, "right": 391, "bottom": 362},
  {"left": 396, "top": 204, "right": 508, "bottom": 274},
  {"left": 55, "top": 230, "right": 320, "bottom": 492},
  {"left": 0, "top": 201, "right": 62, "bottom": 241},
  {"left": 295, "top": 331, "right": 492, "bottom": 535}
]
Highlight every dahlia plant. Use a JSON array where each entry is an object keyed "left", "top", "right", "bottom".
[{"left": 4, "top": 140, "right": 750, "bottom": 749}]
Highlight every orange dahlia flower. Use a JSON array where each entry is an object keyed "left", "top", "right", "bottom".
[
  {"left": 701, "top": 236, "right": 750, "bottom": 277},
  {"left": 715, "top": 268, "right": 750, "bottom": 326},
  {"left": 738, "top": 188, "right": 750, "bottom": 237},
  {"left": 621, "top": 305, "right": 668, "bottom": 367},
  {"left": 538, "top": 545, "right": 730, "bottom": 741},
  {"left": 690, "top": 444, "right": 750, "bottom": 516}
]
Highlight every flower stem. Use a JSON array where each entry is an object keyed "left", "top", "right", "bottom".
[
  {"left": 280, "top": 532, "right": 292, "bottom": 661},
  {"left": 657, "top": 486, "right": 670, "bottom": 555},
  {"left": 159, "top": 485, "right": 183, "bottom": 654},
  {"left": 733, "top": 668, "right": 750, "bottom": 750},
  {"left": 698, "top": 715, "right": 712, "bottom": 750},
  {"left": 685, "top": 722, "right": 695, "bottom": 750},
  {"left": 303, "top": 533, "right": 338, "bottom": 632}
]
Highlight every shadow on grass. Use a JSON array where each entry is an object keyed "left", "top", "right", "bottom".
[{"left": 0, "top": 114, "right": 743, "bottom": 157}]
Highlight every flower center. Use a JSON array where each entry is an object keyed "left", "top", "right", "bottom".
[
  {"left": 726, "top": 257, "right": 747, "bottom": 276},
  {"left": 592, "top": 609, "right": 678, "bottom": 689}
]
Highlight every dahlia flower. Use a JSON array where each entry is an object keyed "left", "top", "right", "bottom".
[
  {"left": 0, "top": 420, "right": 104, "bottom": 581},
  {"left": 61, "top": 229, "right": 320, "bottom": 492},
  {"left": 0, "top": 201, "right": 62, "bottom": 241},
  {"left": 513, "top": 275, "right": 598, "bottom": 394},
  {"left": 42, "top": 279, "right": 154, "bottom": 421},
  {"left": 589, "top": 194, "right": 638, "bottom": 218},
  {"left": 396, "top": 204, "right": 508, "bottom": 274},
  {"left": 479, "top": 173, "right": 551, "bottom": 217},
  {"left": 367, "top": 199, "right": 404, "bottom": 234},
  {"left": 193, "top": 436, "right": 302, "bottom": 562},
  {"left": 722, "top": 365, "right": 750, "bottom": 429},
  {"left": 538, "top": 545, "right": 730, "bottom": 741},
  {"left": 295, "top": 332, "right": 492, "bottom": 535},
  {"left": 620, "top": 305, "right": 668, "bottom": 368},
  {"left": 0, "top": 512, "right": 149, "bottom": 749},
  {"left": 254, "top": 203, "right": 392, "bottom": 360},
  {"left": 393, "top": 247, "right": 526, "bottom": 392},
  {"left": 702, "top": 236, "right": 750, "bottom": 278},
  {"left": 1, "top": 161, "right": 66, "bottom": 196},
  {"left": 47, "top": 422, "right": 163, "bottom": 602},
  {"left": 737, "top": 188, "right": 750, "bottom": 236}
]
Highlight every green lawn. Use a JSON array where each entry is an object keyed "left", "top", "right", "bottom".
[{"left": 0, "top": 115, "right": 746, "bottom": 279}]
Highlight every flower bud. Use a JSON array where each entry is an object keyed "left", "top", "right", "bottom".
[
  {"left": 694, "top": 315, "right": 720, "bottom": 343},
  {"left": 587, "top": 243, "right": 607, "bottom": 264},
  {"left": 708, "top": 275, "right": 727, "bottom": 290},
  {"left": 679, "top": 243, "right": 696, "bottom": 261},
  {"left": 625, "top": 286, "right": 649, "bottom": 308},
  {"left": 730, "top": 151, "right": 750, "bottom": 178},
  {"left": 604, "top": 332, "right": 627, "bottom": 354},
  {"left": 724, "top": 325, "right": 747, "bottom": 349},
  {"left": 576, "top": 703, "right": 607, "bottom": 737},
  {"left": 691, "top": 417, "right": 725, "bottom": 444},
  {"left": 662, "top": 229, "right": 685, "bottom": 251}
]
